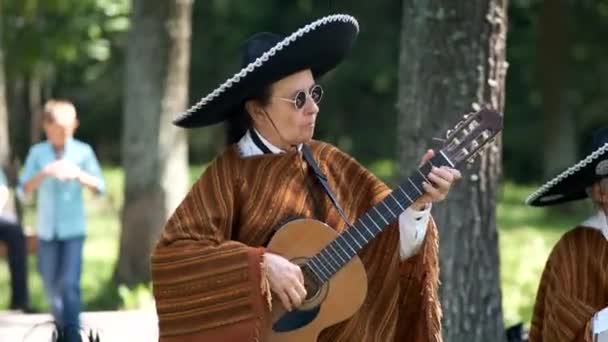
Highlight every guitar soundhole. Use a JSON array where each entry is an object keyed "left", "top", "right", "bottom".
[
  {"left": 272, "top": 264, "right": 324, "bottom": 333},
  {"left": 302, "top": 265, "right": 322, "bottom": 301}
]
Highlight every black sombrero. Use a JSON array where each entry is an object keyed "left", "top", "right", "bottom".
[
  {"left": 173, "top": 14, "right": 359, "bottom": 128},
  {"left": 526, "top": 127, "right": 608, "bottom": 206}
]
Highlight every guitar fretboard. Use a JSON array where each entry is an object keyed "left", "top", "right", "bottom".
[{"left": 304, "top": 151, "right": 454, "bottom": 284}]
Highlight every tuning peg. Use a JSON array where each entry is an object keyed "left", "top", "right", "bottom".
[{"left": 453, "top": 122, "right": 464, "bottom": 131}]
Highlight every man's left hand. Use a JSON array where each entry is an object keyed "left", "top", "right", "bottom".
[{"left": 411, "top": 149, "right": 461, "bottom": 210}]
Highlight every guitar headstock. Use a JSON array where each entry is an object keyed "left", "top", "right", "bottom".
[{"left": 440, "top": 108, "right": 503, "bottom": 166}]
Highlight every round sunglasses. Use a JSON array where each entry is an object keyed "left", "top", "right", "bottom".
[{"left": 274, "top": 85, "right": 323, "bottom": 110}]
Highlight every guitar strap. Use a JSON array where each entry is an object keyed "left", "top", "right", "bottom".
[
  {"left": 301, "top": 144, "right": 353, "bottom": 229},
  {"left": 250, "top": 129, "right": 353, "bottom": 228}
]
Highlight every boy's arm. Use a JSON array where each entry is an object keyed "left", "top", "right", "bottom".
[
  {"left": 78, "top": 146, "right": 105, "bottom": 195},
  {"left": 18, "top": 148, "right": 46, "bottom": 199},
  {"left": 77, "top": 170, "right": 104, "bottom": 194},
  {"left": 22, "top": 171, "right": 48, "bottom": 196}
]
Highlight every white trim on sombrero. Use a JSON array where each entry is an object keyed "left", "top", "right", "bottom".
[
  {"left": 174, "top": 14, "right": 359, "bottom": 123},
  {"left": 526, "top": 142, "right": 608, "bottom": 204}
]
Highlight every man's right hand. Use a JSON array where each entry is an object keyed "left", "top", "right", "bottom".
[{"left": 263, "top": 252, "right": 307, "bottom": 312}]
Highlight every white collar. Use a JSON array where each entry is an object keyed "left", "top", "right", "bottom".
[
  {"left": 581, "top": 210, "right": 608, "bottom": 240},
  {"left": 237, "top": 129, "right": 302, "bottom": 157}
]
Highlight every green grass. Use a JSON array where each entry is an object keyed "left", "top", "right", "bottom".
[{"left": 0, "top": 167, "right": 595, "bottom": 329}]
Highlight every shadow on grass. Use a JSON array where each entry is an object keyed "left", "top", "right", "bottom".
[
  {"left": 86, "top": 279, "right": 123, "bottom": 311},
  {"left": 86, "top": 279, "right": 154, "bottom": 312}
]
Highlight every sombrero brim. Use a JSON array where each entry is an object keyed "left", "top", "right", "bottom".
[
  {"left": 173, "top": 14, "right": 359, "bottom": 128},
  {"left": 526, "top": 142, "right": 608, "bottom": 206}
]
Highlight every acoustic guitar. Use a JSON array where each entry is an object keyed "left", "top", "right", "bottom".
[{"left": 266, "top": 108, "right": 503, "bottom": 341}]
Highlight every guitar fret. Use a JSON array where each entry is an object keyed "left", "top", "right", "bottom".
[
  {"left": 381, "top": 200, "right": 396, "bottom": 217},
  {"left": 398, "top": 187, "right": 413, "bottom": 203},
  {"left": 319, "top": 250, "right": 339, "bottom": 273},
  {"left": 389, "top": 194, "right": 405, "bottom": 211},
  {"left": 343, "top": 231, "right": 361, "bottom": 251},
  {"left": 408, "top": 178, "right": 423, "bottom": 195},
  {"left": 341, "top": 237, "right": 356, "bottom": 256},
  {"left": 439, "top": 150, "right": 455, "bottom": 167},
  {"left": 372, "top": 206, "right": 389, "bottom": 225},
  {"left": 342, "top": 240, "right": 357, "bottom": 255},
  {"left": 358, "top": 220, "right": 375, "bottom": 239},
  {"left": 351, "top": 228, "right": 367, "bottom": 247},
  {"left": 346, "top": 227, "right": 365, "bottom": 248},
  {"left": 327, "top": 245, "right": 347, "bottom": 265},
  {"left": 417, "top": 169, "right": 430, "bottom": 183},
  {"left": 333, "top": 241, "right": 350, "bottom": 262},
  {"left": 365, "top": 212, "right": 382, "bottom": 232},
  {"left": 313, "top": 254, "right": 331, "bottom": 279}
]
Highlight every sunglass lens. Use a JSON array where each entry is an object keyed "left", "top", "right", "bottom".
[
  {"left": 295, "top": 91, "right": 307, "bottom": 109},
  {"left": 311, "top": 85, "right": 323, "bottom": 104}
]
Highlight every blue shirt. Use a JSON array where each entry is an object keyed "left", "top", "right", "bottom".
[
  {"left": 0, "top": 168, "right": 6, "bottom": 187},
  {"left": 18, "top": 138, "right": 105, "bottom": 240}
]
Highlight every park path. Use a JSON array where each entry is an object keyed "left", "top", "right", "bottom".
[{"left": 0, "top": 309, "right": 158, "bottom": 341}]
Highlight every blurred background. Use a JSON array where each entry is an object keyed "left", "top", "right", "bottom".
[{"left": 0, "top": 0, "right": 606, "bottom": 341}]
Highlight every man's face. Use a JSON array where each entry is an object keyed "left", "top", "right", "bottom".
[{"left": 251, "top": 69, "right": 320, "bottom": 147}]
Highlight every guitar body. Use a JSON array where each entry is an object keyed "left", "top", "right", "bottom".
[{"left": 265, "top": 218, "right": 368, "bottom": 342}]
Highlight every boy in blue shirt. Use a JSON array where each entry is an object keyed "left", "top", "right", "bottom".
[{"left": 19, "top": 99, "right": 105, "bottom": 341}]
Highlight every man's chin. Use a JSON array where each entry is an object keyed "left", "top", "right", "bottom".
[{"left": 297, "top": 135, "right": 314, "bottom": 145}]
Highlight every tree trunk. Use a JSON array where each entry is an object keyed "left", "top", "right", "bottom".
[
  {"left": 398, "top": 1, "right": 508, "bottom": 341},
  {"left": 28, "top": 70, "right": 43, "bottom": 144},
  {"left": 0, "top": 5, "right": 9, "bottom": 168},
  {"left": 116, "top": 0, "right": 192, "bottom": 285},
  {"left": 539, "top": 0, "right": 574, "bottom": 179},
  {"left": 0, "top": 3, "right": 20, "bottom": 219}
]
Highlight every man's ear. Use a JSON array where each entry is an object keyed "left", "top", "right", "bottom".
[{"left": 245, "top": 100, "right": 265, "bottom": 120}]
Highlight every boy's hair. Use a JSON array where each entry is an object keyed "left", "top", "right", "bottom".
[{"left": 42, "top": 99, "right": 77, "bottom": 125}]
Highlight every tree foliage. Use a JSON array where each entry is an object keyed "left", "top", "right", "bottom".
[{"left": 1, "top": 0, "right": 607, "bottom": 181}]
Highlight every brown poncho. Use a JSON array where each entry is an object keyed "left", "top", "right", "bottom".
[
  {"left": 151, "top": 141, "right": 442, "bottom": 341},
  {"left": 529, "top": 227, "right": 608, "bottom": 342}
]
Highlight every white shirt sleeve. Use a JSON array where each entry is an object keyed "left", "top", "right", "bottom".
[
  {"left": 398, "top": 204, "right": 432, "bottom": 260},
  {"left": 592, "top": 306, "right": 608, "bottom": 336}
]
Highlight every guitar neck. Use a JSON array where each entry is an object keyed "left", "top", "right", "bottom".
[{"left": 305, "top": 151, "right": 454, "bottom": 284}]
